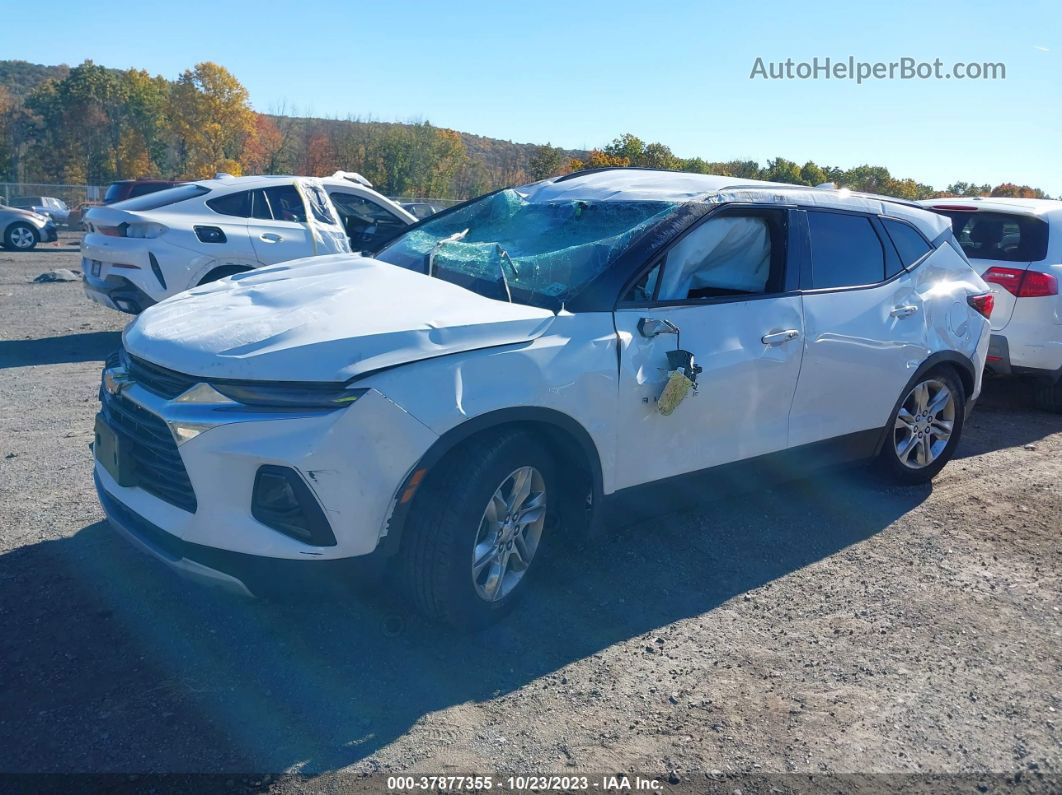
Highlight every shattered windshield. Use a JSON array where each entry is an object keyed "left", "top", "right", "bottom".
[{"left": 375, "top": 189, "right": 676, "bottom": 307}]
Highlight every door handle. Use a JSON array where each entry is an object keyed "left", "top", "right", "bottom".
[
  {"left": 761, "top": 329, "right": 800, "bottom": 345},
  {"left": 890, "top": 304, "right": 919, "bottom": 318},
  {"left": 259, "top": 233, "right": 282, "bottom": 243}
]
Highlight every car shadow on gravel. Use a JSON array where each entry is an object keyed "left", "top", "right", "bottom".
[
  {"left": 0, "top": 468, "right": 929, "bottom": 775},
  {"left": 0, "top": 331, "right": 121, "bottom": 369}
]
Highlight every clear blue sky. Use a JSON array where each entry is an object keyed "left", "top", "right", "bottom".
[{"left": 3, "top": 0, "right": 1060, "bottom": 193}]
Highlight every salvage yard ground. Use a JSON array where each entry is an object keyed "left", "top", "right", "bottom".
[{"left": 0, "top": 235, "right": 1059, "bottom": 784}]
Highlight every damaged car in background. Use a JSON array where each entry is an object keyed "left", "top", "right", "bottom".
[
  {"left": 82, "top": 172, "right": 414, "bottom": 314},
  {"left": 93, "top": 168, "right": 992, "bottom": 628}
]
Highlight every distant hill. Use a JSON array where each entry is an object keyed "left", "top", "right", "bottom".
[{"left": 0, "top": 60, "right": 71, "bottom": 100}]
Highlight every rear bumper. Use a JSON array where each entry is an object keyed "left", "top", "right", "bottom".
[
  {"left": 986, "top": 333, "right": 1062, "bottom": 384},
  {"left": 96, "top": 472, "right": 378, "bottom": 597},
  {"left": 83, "top": 271, "right": 156, "bottom": 314}
]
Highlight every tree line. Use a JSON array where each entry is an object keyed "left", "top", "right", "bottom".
[{"left": 0, "top": 60, "right": 1052, "bottom": 201}]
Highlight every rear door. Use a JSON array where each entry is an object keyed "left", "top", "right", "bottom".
[
  {"left": 788, "top": 209, "right": 928, "bottom": 448},
  {"left": 247, "top": 184, "right": 315, "bottom": 265},
  {"left": 611, "top": 206, "right": 804, "bottom": 489}
]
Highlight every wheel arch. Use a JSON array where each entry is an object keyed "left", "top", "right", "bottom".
[
  {"left": 871, "top": 350, "right": 976, "bottom": 457},
  {"left": 379, "top": 407, "right": 604, "bottom": 556}
]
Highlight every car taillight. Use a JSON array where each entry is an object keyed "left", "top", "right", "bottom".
[
  {"left": 983, "top": 266, "right": 1058, "bottom": 297},
  {"left": 967, "top": 292, "right": 994, "bottom": 319}
]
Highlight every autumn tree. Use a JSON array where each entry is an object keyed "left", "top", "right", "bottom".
[{"left": 168, "top": 62, "right": 255, "bottom": 178}]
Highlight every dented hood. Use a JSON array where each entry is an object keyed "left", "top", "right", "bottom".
[{"left": 124, "top": 254, "right": 556, "bottom": 382}]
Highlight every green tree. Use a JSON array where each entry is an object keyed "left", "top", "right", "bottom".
[{"left": 527, "top": 143, "right": 565, "bottom": 180}]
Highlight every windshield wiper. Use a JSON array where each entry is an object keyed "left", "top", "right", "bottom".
[{"left": 426, "top": 228, "right": 469, "bottom": 278}]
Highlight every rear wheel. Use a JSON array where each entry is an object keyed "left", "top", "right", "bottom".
[
  {"left": 4, "top": 223, "right": 39, "bottom": 251},
  {"left": 1033, "top": 381, "right": 1062, "bottom": 413},
  {"left": 877, "top": 368, "right": 965, "bottom": 484},
  {"left": 400, "top": 431, "right": 556, "bottom": 629}
]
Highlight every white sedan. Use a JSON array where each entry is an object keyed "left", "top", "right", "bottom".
[
  {"left": 93, "top": 169, "right": 992, "bottom": 628},
  {"left": 82, "top": 173, "right": 415, "bottom": 314}
]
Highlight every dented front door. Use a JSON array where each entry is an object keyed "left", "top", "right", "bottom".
[{"left": 611, "top": 298, "right": 805, "bottom": 491}]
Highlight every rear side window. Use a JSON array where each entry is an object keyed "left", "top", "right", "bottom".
[
  {"left": 112, "top": 184, "right": 210, "bottom": 211},
  {"left": 882, "top": 219, "right": 932, "bottom": 267},
  {"left": 261, "top": 185, "right": 306, "bottom": 223},
  {"left": 808, "top": 211, "right": 885, "bottom": 289},
  {"left": 207, "top": 190, "right": 252, "bottom": 218},
  {"left": 936, "top": 211, "right": 1049, "bottom": 263}
]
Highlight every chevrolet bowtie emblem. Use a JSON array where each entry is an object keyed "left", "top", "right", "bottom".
[{"left": 103, "top": 367, "right": 133, "bottom": 396}]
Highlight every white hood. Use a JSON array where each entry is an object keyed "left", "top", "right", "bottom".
[{"left": 124, "top": 254, "right": 556, "bottom": 382}]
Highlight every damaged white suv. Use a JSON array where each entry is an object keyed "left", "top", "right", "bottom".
[{"left": 94, "top": 169, "right": 992, "bottom": 627}]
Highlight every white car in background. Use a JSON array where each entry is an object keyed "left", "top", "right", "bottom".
[
  {"left": 93, "top": 169, "right": 992, "bottom": 628},
  {"left": 923, "top": 198, "right": 1062, "bottom": 411},
  {"left": 82, "top": 173, "right": 415, "bottom": 314}
]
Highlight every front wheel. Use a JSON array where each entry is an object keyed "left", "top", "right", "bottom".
[
  {"left": 877, "top": 369, "right": 965, "bottom": 484},
  {"left": 400, "top": 431, "right": 556, "bottom": 629},
  {"left": 4, "top": 223, "right": 39, "bottom": 251}
]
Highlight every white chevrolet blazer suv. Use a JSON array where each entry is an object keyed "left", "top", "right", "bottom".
[
  {"left": 93, "top": 169, "right": 993, "bottom": 627},
  {"left": 82, "top": 173, "right": 415, "bottom": 314},
  {"left": 921, "top": 197, "right": 1062, "bottom": 411}
]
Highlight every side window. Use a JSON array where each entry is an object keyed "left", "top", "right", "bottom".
[
  {"left": 655, "top": 213, "right": 780, "bottom": 302},
  {"left": 206, "top": 190, "right": 252, "bottom": 218},
  {"left": 303, "top": 183, "right": 338, "bottom": 226},
  {"left": 807, "top": 211, "right": 884, "bottom": 289},
  {"left": 882, "top": 218, "right": 932, "bottom": 268},
  {"left": 329, "top": 191, "right": 409, "bottom": 250},
  {"left": 624, "top": 263, "right": 661, "bottom": 303},
  {"left": 250, "top": 189, "right": 272, "bottom": 220},
  {"left": 262, "top": 185, "right": 306, "bottom": 223}
]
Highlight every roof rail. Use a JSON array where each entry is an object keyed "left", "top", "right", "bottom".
[
  {"left": 553, "top": 166, "right": 684, "bottom": 183},
  {"left": 716, "top": 182, "right": 926, "bottom": 210}
]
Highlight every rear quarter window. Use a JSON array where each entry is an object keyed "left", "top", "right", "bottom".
[
  {"left": 937, "top": 210, "right": 1049, "bottom": 262},
  {"left": 207, "top": 190, "right": 252, "bottom": 217},
  {"left": 882, "top": 218, "right": 932, "bottom": 267},
  {"left": 807, "top": 211, "right": 885, "bottom": 289}
]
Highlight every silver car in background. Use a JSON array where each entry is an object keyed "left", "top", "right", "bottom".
[
  {"left": 0, "top": 204, "right": 58, "bottom": 251},
  {"left": 10, "top": 196, "right": 71, "bottom": 226}
]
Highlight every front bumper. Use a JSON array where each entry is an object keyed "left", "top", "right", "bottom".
[
  {"left": 96, "top": 473, "right": 383, "bottom": 597},
  {"left": 92, "top": 376, "right": 438, "bottom": 564},
  {"left": 41, "top": 222, "right": 58, "bottom": 243}
]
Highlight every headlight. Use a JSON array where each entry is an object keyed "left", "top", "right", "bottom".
[{"left": 210, "top": 382, "right": 369, "bottom": 408}]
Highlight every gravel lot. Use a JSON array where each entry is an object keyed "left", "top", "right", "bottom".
[{"left": 0, "top": 237, "right": 1059, "bottom": 787}]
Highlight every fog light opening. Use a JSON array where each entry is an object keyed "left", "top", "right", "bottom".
[{"left": 251, "top": 465, "right": 337, "bottom": 547}]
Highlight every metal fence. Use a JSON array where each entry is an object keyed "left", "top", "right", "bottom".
[{"left": 0, "top": 183, "right": 106, "bottom": 207}]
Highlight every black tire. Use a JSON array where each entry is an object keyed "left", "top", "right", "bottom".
[
  {"left": 3, "top": 222, "right": 39, "bottom": 251},
  {"left": 877, "top": 366, "right": 966, "bottom": 485},
  {"left": 399, "top": 430, "right": 557, "bottom": 629},
  {"left": 1033, "top": 381, "right": 1062, "bottom": 413},
  {"left": 198, "top": 265, "right": 249, "bottom": 285}
]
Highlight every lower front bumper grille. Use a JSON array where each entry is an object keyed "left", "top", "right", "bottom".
[{"left": 100, "top": 390, "right": 197, "bottom": 512}]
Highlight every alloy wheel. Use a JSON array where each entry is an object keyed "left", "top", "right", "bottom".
[
  {"left": 471, "top": 466, "right": 547, "bottom": 602},
  {"left": 10, "top": 226, "right": 35, "bottom": 249},
  {"left": 893, "top": 378, "right": 956, "bottom": 469}
]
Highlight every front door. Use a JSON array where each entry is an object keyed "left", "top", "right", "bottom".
[{"left": 611, "top": 208, "right": 804, "bottom": 491}]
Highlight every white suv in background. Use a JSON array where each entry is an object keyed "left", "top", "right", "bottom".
[
  {"left": 94, "top": 169, "right": 991, "bottom": 628},
  {"left": 923, "top": 198, "right": 1062, "bottom": 411},
  {"left": 83, "top": 173, "right": 414, "bottom": 314}
]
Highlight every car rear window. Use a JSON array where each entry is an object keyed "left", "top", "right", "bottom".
[
  {"left": 103, "top": 183, "right": 127, "bottom": 203},
  {"left": 112, "top": 184, "right": 210, "bottom": 212},
  {"left": 807, "top": 211, "right": 885, "bottom": 288},
  {"left": 935, "top": 210, "right": 1049, "bottom": 263},
  {"left": 882, "top": 218, "right": 932, "bottom": 267}
]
